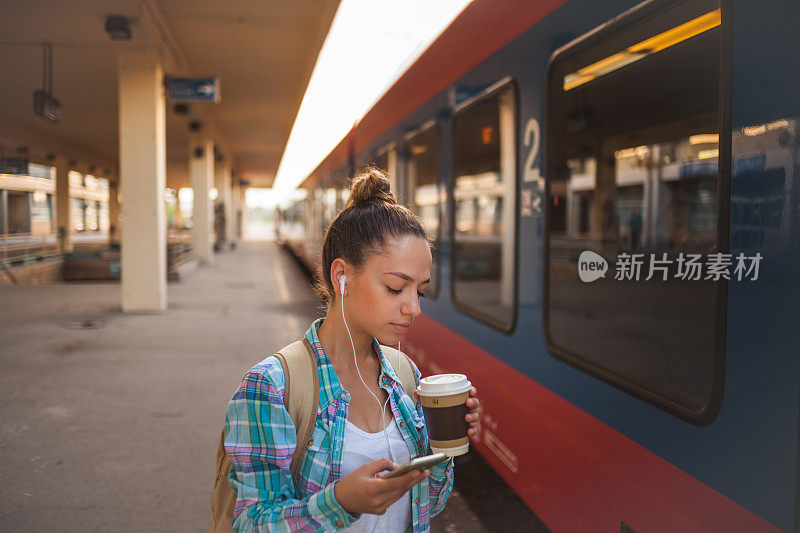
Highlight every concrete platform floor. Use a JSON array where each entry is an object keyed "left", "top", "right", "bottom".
[{"left": 0, "top": 241, "right": 494, "bottom": 532}]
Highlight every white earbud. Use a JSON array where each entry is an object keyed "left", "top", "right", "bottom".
[{"left": 338, "top": 274, "right": 346, "bottom": 296}]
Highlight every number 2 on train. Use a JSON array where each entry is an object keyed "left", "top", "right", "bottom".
[{"left": 523, "top": 117, "right": 540, "bottom": 183}]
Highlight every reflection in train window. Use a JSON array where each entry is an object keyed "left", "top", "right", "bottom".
[
  {"left": 452, "top": 83, "right": 516, "bottom": 330},
  {"left": 406, "top": 124, "right": 442, "bottom": 297},
  {"left": 545, "top": 0, "right": 725, "bottom": 421}
]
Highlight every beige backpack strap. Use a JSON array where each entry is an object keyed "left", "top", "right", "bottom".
[
  {"left": 212, "top": 340, "right": 318, "bottom": 533},
  {"left": 210, "top": 427, "right": 236, "bottom": 533},
  {"left": 274, "top": 338, "right": 319, "bottom": 484},
  {"left": 379, "top": 345, "right": 418, "bottom": 406}
]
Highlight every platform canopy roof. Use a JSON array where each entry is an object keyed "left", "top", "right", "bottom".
[{"left": 0, "top": 0, "right": 339, "bottom": 188}]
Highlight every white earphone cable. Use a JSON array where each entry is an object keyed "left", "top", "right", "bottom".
[{"left": 339, "top": 277, "right": 394, "bottom": 533}]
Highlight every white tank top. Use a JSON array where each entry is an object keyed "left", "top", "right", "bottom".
[{"left": 340, "top": 417, "right": 412, "bottom": 532}]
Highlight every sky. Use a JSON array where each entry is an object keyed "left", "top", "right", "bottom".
[
  {"left": 267, "top": 0, "right": 473, "bottom": 203},
  {"left": 245, "top": 187, "right": 302, "bottom": 210}
]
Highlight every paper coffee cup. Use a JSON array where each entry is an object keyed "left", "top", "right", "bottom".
[{"left": 416, "top": 374, "right": 472, "bottom": 456}]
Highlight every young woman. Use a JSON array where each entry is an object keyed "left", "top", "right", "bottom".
[{"left": 224, "top": 169, "right": 481, "bottom": 532}]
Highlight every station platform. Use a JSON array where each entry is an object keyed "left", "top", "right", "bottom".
[{"left": 0, "top": 240, "right": 499, "bottom": 532}]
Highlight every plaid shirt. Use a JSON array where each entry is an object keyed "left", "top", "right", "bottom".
[{"left": 224, "top": 318, "right": 454, "bottom": 532}]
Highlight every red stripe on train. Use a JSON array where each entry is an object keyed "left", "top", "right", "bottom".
[
  {"left": 355, "top": 0, "right": 567, "bottom": 153},
  {"left": 405, "top": 314, "right": 778, "bottom": 533}
]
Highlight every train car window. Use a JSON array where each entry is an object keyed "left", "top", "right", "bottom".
[
  {"left": 327, "top": 168, "right": 348, "bottom": 213},
  {"left": 406, "top": 124, "right": 443, "bottom": 298},
  {"left": 337, "top": 188, "right": 349, "bottom": 211},
  {"left": 279, "top": 191, "right": 307, "bottom": 243},
  {"left": 452, "top": 83, "right": 517, "bottom": 331},
  {"left": 322, "top": 187, "right": 337, "bottom": 227},
  {"left": 303, "top": 191, "right": 314, "bottom": 243},
  {"left": 375, "top": 152, "right": 388, "bottom": 174},
  {"left": 545, "top": 0, "right": 728, "bottom": 423},
  {"left": 373, "top": 146, "right": 398, "bottom": 195},
  {"left": 312, "top": 188, "right": 324, "bottom": 246}
]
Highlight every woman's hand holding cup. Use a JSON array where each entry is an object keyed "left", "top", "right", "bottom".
[
  {"left": 334, "top": 457, "right": 429, "bottom": 516},
  {"left": 465, "top": 386, "right": 480, "bottom": 436}
]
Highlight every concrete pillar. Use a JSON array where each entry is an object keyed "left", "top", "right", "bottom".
[
  {"left": 189, "top": 131, "right": 214, "bottom": 264},
  {"left": 223, "top": 164, "right": 235, "bottom": 248},
  {"left": 109, "top": 172, "right": 121, "bottom": 246},
  {"left": 172, "top": 194, "right": 183, "bottom": 230},
  {"left": 118, "top": 48, "right": 167, "bottom": 313},
  {"left": 232, "top": 178, "right": 243, "bottom": 243},
  {"left": 225, "top": 173, "right": 235, "bottom": 247},
  {"left": 54, "top": 158, "right": 73, "bottom": 252},
  {"left": 214, "top": 159, "right": 232, "bottom": 250}
]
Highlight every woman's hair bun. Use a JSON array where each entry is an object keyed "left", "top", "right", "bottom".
[{"left": 346, "top": 167, "right": 396, "bottom": 208}]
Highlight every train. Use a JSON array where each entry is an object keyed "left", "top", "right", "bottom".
[{"left": 276, "top": 0, "right": 799, "bottom": 530}]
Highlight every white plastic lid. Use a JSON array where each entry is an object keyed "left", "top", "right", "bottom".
[{"left": 417, "top": 374, "right": 471, "bottom": 397}]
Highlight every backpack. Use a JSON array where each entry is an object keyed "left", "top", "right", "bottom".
[{"left": 210, "top": 338, "right": 419, "bottom": 533}]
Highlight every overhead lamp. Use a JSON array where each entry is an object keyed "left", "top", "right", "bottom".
[
  {"left": 105, "top": 16, "right": 132, "bottom": 41},
  {"left": 34, "top": 43, "right": 61, "bottom": 123}
]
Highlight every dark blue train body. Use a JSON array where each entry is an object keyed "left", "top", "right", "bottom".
[{"left": 279, "top": 0, "right": 799, "bottom": 530}]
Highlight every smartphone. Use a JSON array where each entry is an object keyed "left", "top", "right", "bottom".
[{"left": 381, "top": 453, "right": 449, "bottom": 479}]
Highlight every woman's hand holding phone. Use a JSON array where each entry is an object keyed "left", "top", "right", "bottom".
[{"left": 334, "top": 457, "right": 429, "bottom": 515}]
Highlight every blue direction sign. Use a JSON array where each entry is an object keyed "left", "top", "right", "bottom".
[
  {"left": 167, "top": 77, "right": 220, "bottom": 103},
  {"left": 0, "top": 158, "right": 29, "bottom": 175}
]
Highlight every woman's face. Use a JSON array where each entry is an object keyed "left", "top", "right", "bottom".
[{"left": 343, "top": 234, "right": 431, "bottom": 346}]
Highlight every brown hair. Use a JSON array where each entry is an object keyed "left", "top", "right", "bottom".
[{"left": 316, "top": 167, "right": 428, "bottom": 309}]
